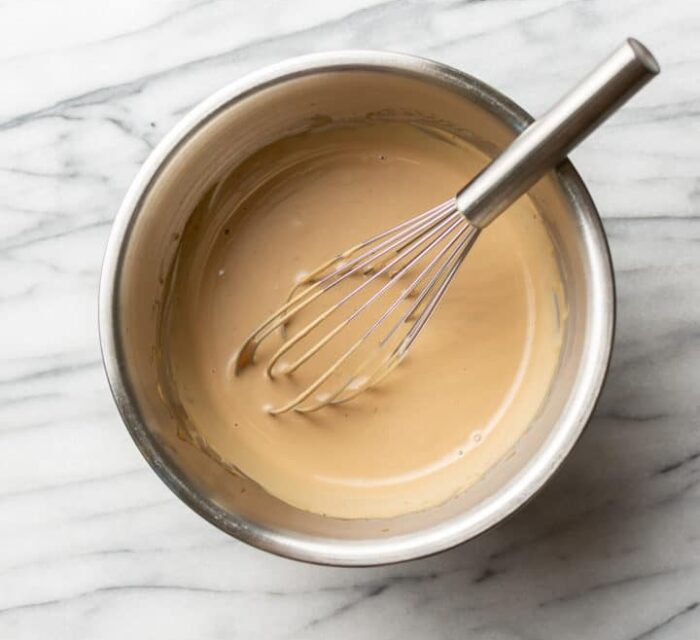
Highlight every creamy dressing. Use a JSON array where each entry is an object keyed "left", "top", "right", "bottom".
[{"left": 163, "top": 122, "right": 565, "bottom": 519}]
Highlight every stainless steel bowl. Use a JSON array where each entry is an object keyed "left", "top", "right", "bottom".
[{"left": 99, "top": 51, "right": 615, "bottom": 566}]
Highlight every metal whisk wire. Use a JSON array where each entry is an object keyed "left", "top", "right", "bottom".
[
  {"left": 268, "top": 209, "right": 479, "bottom": 415},
  {"left": 281, "top": 222, "right": 481, "bottom": 414},
  {"left": 234, "top": 199, "right": 455, "bottom": 369},
  {"left": 234, "top": 199, "right": 479, "bottom": 414},
  {"left": 233, "top": 39, "right": 659, "bottom": 414}
]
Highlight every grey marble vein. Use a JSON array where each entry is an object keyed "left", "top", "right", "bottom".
[{"left": 1, "top": 0, "right": 699, "bottom": 638}]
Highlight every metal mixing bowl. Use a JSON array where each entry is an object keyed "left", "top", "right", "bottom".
[{"left": 99, "top": 51, "right": 615, "bottom": 566}]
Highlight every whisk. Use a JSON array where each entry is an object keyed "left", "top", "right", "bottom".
[{"left": 235, "top": 39, "right": 659, "bottom": 414}]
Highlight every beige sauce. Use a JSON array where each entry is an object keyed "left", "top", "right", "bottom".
[{"left": 164, "top": 122, "right": 565, "bottom": 519}]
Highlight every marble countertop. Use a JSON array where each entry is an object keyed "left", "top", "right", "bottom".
[{"left": 2, "top": 0, "right": 699, "bottom": 638}]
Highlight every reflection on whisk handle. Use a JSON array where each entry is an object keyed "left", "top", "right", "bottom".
[{"left": 456, "top": 38, "right": 659, "bottom": 229}]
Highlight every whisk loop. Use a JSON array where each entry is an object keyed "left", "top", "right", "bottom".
[{"left": 234, "top": 199, "right": 479, "bottom": 414}]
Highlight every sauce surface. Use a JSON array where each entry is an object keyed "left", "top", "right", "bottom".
[{"left": 164, "top": 123, "right": 565, "bottom": 518}]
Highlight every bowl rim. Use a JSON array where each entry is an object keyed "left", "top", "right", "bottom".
[{"left": 98, "top": 50, "right": 616, "bottom": 566}]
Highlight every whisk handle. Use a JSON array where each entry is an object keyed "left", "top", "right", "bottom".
[{"left": 456, "top": 38, "right": 659, "bottom": 228}]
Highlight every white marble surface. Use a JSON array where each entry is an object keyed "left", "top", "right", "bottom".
[{"left": 2, "top": 0, "right": 699, "bottom": 637}]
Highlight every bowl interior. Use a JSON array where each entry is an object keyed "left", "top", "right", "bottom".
[{"left": 102, "top": 55, "right": 614, "bottom": 565}]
